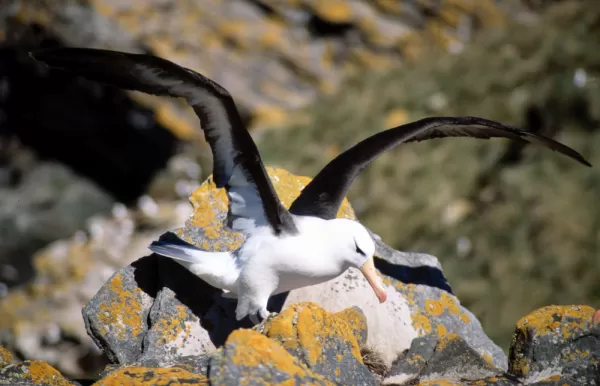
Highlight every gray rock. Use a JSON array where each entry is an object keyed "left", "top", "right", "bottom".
[
  {"left": 508, "top": 305, "right": 600, "bottom": 385},
  {"left": 383, "top": 334, "right": 506, "bottom": 385},
  {"left": 82, "top": 257, "right": 157, "bottom": 364},
  {"left": 0, "top": 360, "right": 76, "bottom": 385},
  {"left": 208, "top": 329, "right": 331, "bottom": 386}
]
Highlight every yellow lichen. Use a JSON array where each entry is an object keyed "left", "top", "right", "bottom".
[
  {"left": 0, "top": 345, "right": 12, "bottom": 365},
  {"left": 264, "top": 302, "right": 363, "bottom": 367},
  {"left": 93, "top": 366, "right": 208, "bottom": 386},
  {"left": 411, "top": 311, "right": 432, "bottom": 334},
  {"left": 14, "top": 361, "right": 72, "bottom": 386},
  {"left": 436, "top": 324, "right": 447, "bottom": 336},
  {"left": 97, "top": 273, "right": 145, "bottom": 340},
  {"left": 153, "top": 305, "right": 189, "bottom": 345},
  {"left": 435, "top": 333, "right": 459, "bottom": 352},
  {"left": 515, "top": 305, "right": 595, "bottom": 340},
  {"left": 226, "top": 329, "right": 313, "bottom": 379}
]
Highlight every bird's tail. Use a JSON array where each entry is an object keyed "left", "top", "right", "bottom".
[{"left": 148, "top": 232, "right": 239, "bottom": 291}]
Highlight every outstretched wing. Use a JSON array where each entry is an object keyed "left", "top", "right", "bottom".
[
  {"left": 30, "top": 47, "right": 298, "bottom": 235},
  {"left": 289, "top": 116, "right": 591, "bottom": 219}
]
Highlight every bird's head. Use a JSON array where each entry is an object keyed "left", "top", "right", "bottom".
[{"left": 330, "top": 218, "right": 387, "bottom": 303}]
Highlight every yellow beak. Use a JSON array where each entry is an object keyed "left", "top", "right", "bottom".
[{"left": 359, "top": 257, "right": 387, "bottom": 303}]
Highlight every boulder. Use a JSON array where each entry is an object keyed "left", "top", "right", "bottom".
[
  {"left": 0, "top": 360, "right": 75, "bottom": 386},
  {"left": 508, "top": 305, "right": 600, "bottom": 384},
  {"left": 0, "top": 191, "right": 191, "bottom": 376},
  {"left": 383, "top": 333, "right": 506, "bottom": 384},
  {"left": 259, "top": 302, "right": 377, "bottom": 385},
  {"left": 83, "top": 167, "right": 505, "bottom": 372},
  {"left": 209, "top": 329, "right": 333, "bottom": 385},
  {"left": 93, "top": 366, "right": 208, "bottom": 386}
]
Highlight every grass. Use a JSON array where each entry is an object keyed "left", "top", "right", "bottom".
[{"left": 256, "top": 0, "right": 600, "bottom": 350}]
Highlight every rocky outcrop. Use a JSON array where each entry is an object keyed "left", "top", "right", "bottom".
[
  {"left": 0, "top": 360, "right": 75, "bottom": 386},
  {"left": 0, "top": 162, "right": 193, "bottom": 377},
  {"left": 81, "top": 167, "right": 506, "bottom": 375},
  {"left": 508, "top": 305, "right": 600, "bottom": 384},
  {"left": 1, "top": 301, "right": 598, "bottom": 385}
]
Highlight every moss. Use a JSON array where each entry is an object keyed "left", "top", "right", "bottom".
[{"left": 93, "top": 366, "right": 208, "bottom": 386}]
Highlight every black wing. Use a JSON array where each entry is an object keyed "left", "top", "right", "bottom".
[
  {"left": 30, "top": 47, "right": 298, "bottom": 235},
  {"left": 289, "top": 116, "right": 591, "bottom": 219}
]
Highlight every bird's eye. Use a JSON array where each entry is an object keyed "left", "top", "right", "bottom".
[{"left": 354, "top": 241, "right": 366, "bottom": 256}]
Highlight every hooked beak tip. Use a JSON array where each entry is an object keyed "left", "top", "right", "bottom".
[{"left": 359, "top": 258, "right": 387, "bottom": 304}]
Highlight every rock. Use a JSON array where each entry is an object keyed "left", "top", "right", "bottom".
[
  {"left": 0, "top": 345, "right": 13, "bottom": 368},
  {"left": 260, "top": 302, "right": 377, "bottom": 385},
  {"left": 93, "top": 366, "right": 208, "bottom": 386},
  {"left": 508, "top": 305, "right": 600, "bottom": 384},
  {"left": 0, "top": 360, "right": 75, "bottom": 385},
  {"left": 0, "top": 153, "right": 114, "bottom": 288},
  {"left": 208, "top": 329, "right": 333, "bottom": 385},
  {"left": 82, "top": 167, "right": 505, "bottom": 374},
  {"left": 0, "top": 193, "right": 191, "bottom": 376},
  {"left": 383, "top": 333, "right": 505, "bottom": 384}
]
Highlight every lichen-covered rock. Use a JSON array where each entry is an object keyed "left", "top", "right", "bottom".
[
  {"left": 0, "top": 346, "right": 13, "bottom": 368},
  {"left": 208, "top": 329, "right": 333, "bottom": 386},
  {"left": 82, "top": 167, "right": 505, "bottom": 374},
  {"left": 0, "top": 154, "right": 194, "bottom": 377},
  {"left": 93, "top": 366, "right": 208, "bottom": 386},
  {"left": 508, "top": 305, "right": 600, "bottom": 384},
  {"left": 260, "top": 302, "right": 377, "bottom": 385},
  {"left": 383, "top": 333, "right": 504, "bottom": 385},
  {"left": 82, "top": 258, "right": 157, "bottom": 365},
  {"left": 0, "top": 360, "right": 75, "bottom": 385},
  {"left": 179, "top": 167, "right": 505, "bottom": 369}
]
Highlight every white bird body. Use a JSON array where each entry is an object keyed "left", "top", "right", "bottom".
[{"left": 151, "top": 216, "right": 379, "bottom": 322}]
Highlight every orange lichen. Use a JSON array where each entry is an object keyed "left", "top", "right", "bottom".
[
  {"left": 515, "top": 305, "right": 595, "bottom": 340},
  {"left": 93, "top": 366, "right": 208, "bottom": 386},
  {"left": 153, "top": 305, "right": 189, "bottom": 345},
  {"left": 7, "top": 361, "right": 73, "bottom": 386},
  {"left": 425, "top": 299, "right": 445, "bottom": 317},
  {"left": 97, "top": 273, "right": 145, "bottom": 340},
  {"left": 435, "top": 333, "right": 459, "bottom": 352},
  {"left": 416, "top": 380, "right": 463, "bottom": 386},
  {"left": 436, "top": 324, "right": 448, "bottom": 336},
  {"left": 0, "top": 345, "right": 13, "bottom": 365},
  {"left": 510, "top": 305, "right": 595, "bottom": 377},
  {"left": 482, "top": 353, "right": 494, "bottom": 366},
  {"left": 225, "top": 329, "right": 326, "bottom": 381},
  {"left": 264, "top": 302, "right": 363, "bottom": 367},
  {"left": 411, "top": 311, "right": 432, "bottom": 334},
  {"left": 334, "top": 307, "right": 368, "bottom": 345}
]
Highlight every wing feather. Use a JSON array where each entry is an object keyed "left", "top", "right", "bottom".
[
  {"left": 30, "top": 47, "right": 297, "bottom": 235},
  {"left": 289, "top": 116, "right": 591, "bottom": 219}
]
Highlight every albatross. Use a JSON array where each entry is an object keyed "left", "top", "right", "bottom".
[{"left": 29, "top": 48, "right": 592, "bottom": 324}]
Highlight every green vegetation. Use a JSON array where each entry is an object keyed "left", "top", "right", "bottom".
[{"left": 258, "top": 1, "right": 600, "bottom": 350}]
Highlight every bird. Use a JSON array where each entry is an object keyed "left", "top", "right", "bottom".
[{"left": 29, "top": 47, "right": 592, "bottom": 324}]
